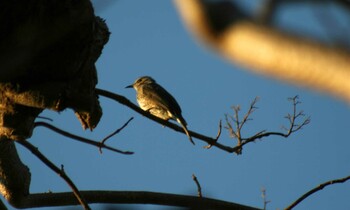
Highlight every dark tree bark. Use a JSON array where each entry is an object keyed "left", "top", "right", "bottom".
[{"left": 0, "top": 0, "right": 109, "bottom": 208}]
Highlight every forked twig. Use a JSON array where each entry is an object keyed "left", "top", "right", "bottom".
[
  {"left": 239, "top": 97, "right": 259, "bottom": 131},
  {"left": 16, "top": 140, "right": 91, "bottom": 210},
  {"left": 99, "top": 117, "right": 134, "bottom": 153},
  {"left": 34, "top": 122, "right": 133, "bottom": 155}
]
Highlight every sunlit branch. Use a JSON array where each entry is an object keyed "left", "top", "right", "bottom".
[
  {"left": 203, "top": 120, "right": 222, "bottom": 149},
  {"left": 240, "top": 97, "right": 259, "bottom": 131},
  {"left": 16, "top": 140, "right": 91, "bottom": 210},
  {"left": 192, "top": 174, "right": 203, "bottom": 198},
  {"left": 34, "top": 121, "right": 133, "bottom": 155}
]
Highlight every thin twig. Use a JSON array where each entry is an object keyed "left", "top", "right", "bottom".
[
  {"left": 37, "top": 116, "right": 54, "bottom": 121},
  {"left": 34, "top": 121, "right": 133, "bottom": 155},
  {"left": 261, "top": 187, "right": 270, "bottom": 210},
  {"left": 99, "top": 117, "right": 134, "bottom": 153},
  {"left": 203, "top": 120, "right": 222, "bottom": 149},
  {"left": 285, "top": 174, "right": 350, "bottom": 210},
  {"left": 192, "top": 174, "right": 202, "bottom": 198},
  {"left": 225, "top": 96, "right": 310, "bottom": 155},
  {"left": 239, "top": 97, "right": 259, "bottom": 131},
  {"left": 16, "top": 140, "right": 91, "bottom": 210}
]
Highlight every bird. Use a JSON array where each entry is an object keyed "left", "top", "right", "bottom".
[{"left": 126, "top": 76, "right": 194, "bottom": 145}]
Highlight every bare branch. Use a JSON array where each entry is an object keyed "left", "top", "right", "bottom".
[
  {"left": 99, "top": 117, "right": 134, "bottom": 153},
  {"left": 239, "top": 97, "right": 259, "bottom": 131},
  {"left": 96, "top": 88, "right": 227, "bottom": 149},
  {"left": 285, "top": 174, "right": 350, "bottom": 210},
  {"left": 283, "top": 96, "right": 311, "bottom": 136},
  {"left": 192, "top": 174, "right": 203, "bottom": 198},
  {"left": 16, "top": 140, "right": 91, "bottom": 210},
  {"left": 34, "top": 121, "right": 133, "bottom": 155},
  {"left": 16, "top": 191, "right": 261, "bottom": 210},
  {"left": 225, "top": 96, "right": 310, "bottom": 155},
  {"left": 203, "top": 120, "right": 222, "bottom": 149},
  {"left": 37, "top": 116, "right": 54, "bottom": 121},
  {"left": 96, "top": 89, "right": 309, "bottom": 155}
]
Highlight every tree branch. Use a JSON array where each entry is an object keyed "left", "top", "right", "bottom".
[
  {"left": 16, "top": 140, "right": 91, "bottom": 210},
  {"left": 34, "top": 121, "right": 133, "bottom": 155},
  {"left": 96, "top": 88, "right": 226, "bottom": 149},
  {"left": 285, "top": 174, "right": 350, "bottom": 210},
  {"left": 99, "top": 117, "right": 134, "bottom": 153},
  {"left": 0, "top": 138, "right": 31, "bottom": 207},
  {"left": 192, "top": 174, "right": 203, "bottom": 198},
  {"left": 97, "top": 89, "right": 309, "bottom": 155},
  {"left": 225, "top": 96, "right": 310, "bottom": 154},
  {"left": 15, "top": 190, "right": 261, "bottom": 210}
]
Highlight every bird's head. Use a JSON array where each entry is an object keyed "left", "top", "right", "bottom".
[{"left": 125, "top": 76, "right": 156, "bottom": 89}]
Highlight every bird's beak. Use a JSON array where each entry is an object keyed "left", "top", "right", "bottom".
[{"left": 125, "top": 84, "right": 133, "bottom": 89}]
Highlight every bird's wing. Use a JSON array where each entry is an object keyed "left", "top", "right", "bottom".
[{"left": 142, "top": 84, "right": 183, "bottom": 117}]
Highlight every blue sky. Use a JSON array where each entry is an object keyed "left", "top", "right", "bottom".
[{"left": 4, "top": 1, "right": 350, "bottom": 210}]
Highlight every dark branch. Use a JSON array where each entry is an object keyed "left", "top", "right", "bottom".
[
  {"left": 99, "top": 117, "right": 134, "bottom": 153},
  {"left": 96, "top": 89, "right": 309, "bottom": 155},
  {"left": 37, "top": 116, "right": 54, "bottom": 121},
  {"left": 285, "top": 174, "right": 350, "bottom": 210},
  {"left": 34, "top": 121, "right": 133, "bottom": 155},
  {"left": 16, "top": 140, "right": 91, "bottom": 210},
  {"left": 17, "top": 190, "right": 261, "bottom": 210},
  {"left": 96, "top": 88, "right": 229, "bottom": 150}
]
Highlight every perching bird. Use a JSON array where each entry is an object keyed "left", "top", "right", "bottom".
[{"left": 126, "top": 76, "right": 194, "bottom": 145}]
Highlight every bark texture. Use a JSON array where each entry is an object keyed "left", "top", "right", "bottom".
[{"left": 0, "top": 0, "right": 109, "bottom": 207}]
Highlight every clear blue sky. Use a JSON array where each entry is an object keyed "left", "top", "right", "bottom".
[{"left": 4, "top": 1, "right": 350, "bottom": 210}]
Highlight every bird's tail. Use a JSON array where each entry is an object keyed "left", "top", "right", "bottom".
[{"left": 177, "top": 117, "right": 195, "bottom": 145}]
